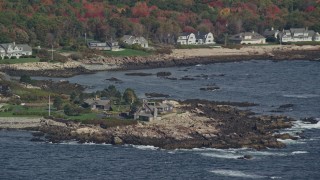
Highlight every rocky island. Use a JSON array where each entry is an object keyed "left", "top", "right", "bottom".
[{"left": 32, "top": 100, "right": 296, "bottom": 150}]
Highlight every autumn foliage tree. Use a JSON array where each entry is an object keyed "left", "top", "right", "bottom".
[{"left": 1, "top": 0, "right": 320, "bottom": 46}]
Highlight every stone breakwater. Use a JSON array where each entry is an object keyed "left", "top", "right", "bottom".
[{"left": 36, "top": 100, "right": 297, "bottom": 150}]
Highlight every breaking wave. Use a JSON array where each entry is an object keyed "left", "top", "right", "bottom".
[
  {"left": 200, "top": 152, "right": 242, "bottom": 159},
  {"left": 283, "top": 94, "right": 320, "bottom": 99},
  {"left": 291, "top": 151, "right": 308, "bottom": 155},
  {"left": 210, "top": 169, "right": 267, "bottom": 179},
  {"left": 131, "top": 145, "right": 159, "bottom": 150},
  {"left": 293, "top": 120, "right": 320, "bottom": 130}
]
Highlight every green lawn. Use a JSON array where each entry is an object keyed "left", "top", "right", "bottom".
[
  {"left": 66, "top": 113, "right": 100, "bottom": 121},
  {"left": 0, "top": 57, "right": 40, "bottom": 64},
  {"left": 0, "top": 105, "right": 48, "bottom": 117},
  {"left": 104, "top": 49, "right": 152, "bottom": 57}
]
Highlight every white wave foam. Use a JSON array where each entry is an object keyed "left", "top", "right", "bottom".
[
  {"left": 246, "top": 151, "right": 287, "bottom": 157},
  {"left": 195, "top": 64, "right": 203, "bottom": 67},
  {"left": 283, "top": 94, "right": 320, "bottom": 99},
  {"left": 210, "top": 169, "right": 266, "bottom": 179},
  {"left": 132, "top": 145, "right": 159, "bottom": 150},
  {"left": 59, "top": 141, "right": 112, "bottom": 146},
  {"left": 293, "top": 120, "right": 320, "bottom": 130},
  {"left": 271, "top": 176, "right": 282, "bottom": 179},
  {"left": 277, "top": 139, "right": 306, "bottom": 144},
  {"left": 200, "top": 152, "right": 242, "bottom": 159},
  {"left": 291, "top": 151, "right": 308, "bottom": 155},
  {"left": 60, "top": 141, "right": 79, "bottom": 145}
]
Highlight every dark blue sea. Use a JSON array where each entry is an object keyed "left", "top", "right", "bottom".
[{"left": 2, "top": 60, "right": 320, "bottom": 179}]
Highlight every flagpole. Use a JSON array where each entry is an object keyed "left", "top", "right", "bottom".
[{"left": 49, "top": 94, "right": 51, "bottom": 116}]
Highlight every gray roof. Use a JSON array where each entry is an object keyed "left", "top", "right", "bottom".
[
  {"left": 230, "top": 32, "right": 265, "bottom": 41},
  {"left": 0, "top": 43, "right": 32, "bottom": 52},
  {"left": 290, "top": 28, "right": 307, "bottom": 33},
  {"left": 195, "top": 32, "right": 208, "bottom": 39},
  {"left": 263, "top": 28, "right": 279, "bottom": 36},
  {"left": 122, "top": 35, "right": 148, "bottom": 44},
  {"left": 280, "top": 28, "right": 316, "bottom": 37},
  {"left": 84, "top": 98, "right": 110, "bottom": 106},
  {"left": 179, "top": 32, "right": 193, "bottom": 37},
  {"left": 19, "top": 44, "right": 32, "bottom": 52}
]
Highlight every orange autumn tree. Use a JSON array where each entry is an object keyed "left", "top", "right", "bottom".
[{"left": 132, "top": 2, "right": 150, "bottom": 18}]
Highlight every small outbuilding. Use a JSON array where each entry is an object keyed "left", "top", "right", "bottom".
[{"left": 84, "top": 97, "right": 111, "bottom": 111}]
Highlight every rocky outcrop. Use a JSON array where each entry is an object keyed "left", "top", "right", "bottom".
[
  {"left": 37, "top": 100, "right": 296, "bottom": 150},
  {"left": 0, "top": 117, "right": 42, "bottom": 130}
]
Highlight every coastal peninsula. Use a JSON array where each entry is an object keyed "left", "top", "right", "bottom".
[
  {"left": 0, "top": 72, "right": 300, "bottom": 150},
  {"left": 1, "top": 45, "right": 320, "bottom": 77}
]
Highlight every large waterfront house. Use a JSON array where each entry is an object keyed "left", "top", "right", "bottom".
[
  {"left": 121, "top": 35, "right": 148, "bottom": 48},
  {"left": 177, "top": 32, "right": 215, "bottom": 45},
  {"left": 84, "top": 97, "right": 111, "bottom": 111},
  {"left": 134, "top": 100, "right": 174, "bottom": 121},
  {"left": 87, "top": 40, "right": 120, "bottom": 51},
  {"left": 0, "top": 42, "right": 32, "bottom": 59},
  {"left": 278, "top": 28, "right": 320, "bottom": 43},
  {"left": 263, "top": 27, "right": 280, "bottom": 42},
  {"left": 229, "top": 32, "right": 266, "bottom": 44}
]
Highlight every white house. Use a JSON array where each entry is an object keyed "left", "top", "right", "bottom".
[
  {"left": 0, "top": 42, "right": 32, "bottom": 59},
  {"left": 177, "top": 32, "right": 215, "bottom": 45},
  {"left": 177, "top": 32, "right": 196, "bottom": 45},
  {"left": 279, "top": 28, "right": 320, "bottom": 43},
  {"left": 195, "top": 32, "right": 215, "bottom": 45},
  {"left": 121, "top": 35, "right": 148, "bottom": 48},
  {"left": 229, "top": 31, "right": 266, "bottom": 44}
]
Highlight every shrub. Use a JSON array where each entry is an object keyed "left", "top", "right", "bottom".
[
  {"left": 64, "top": 104, "right": 81, "bottom": 116},
  {"left": 20, "top": 75, "right": 32, "bottom": 84},
  {"left": 69, "top": 53, "right": 83, "bottom": 61},
  {"left": 40, "top": 58, "right": 48, "bottom": 62}
]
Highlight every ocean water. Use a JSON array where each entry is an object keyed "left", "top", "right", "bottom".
[{"left": 2, "top": 60, "right": 319, "bottom": 179}]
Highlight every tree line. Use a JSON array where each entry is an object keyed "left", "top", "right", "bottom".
[{"left": 1, "top": 0, "right": 320, "bottom": 49}]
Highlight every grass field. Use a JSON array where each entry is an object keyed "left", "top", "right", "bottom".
[
  {"left": 0, "top": 57, "right": 40, "bottom": 64},
  {"left": 66, "top": 113, "right": 100, "bottom": 121},
  {"left": 0, "top": 104, "right": 48, "bottom": 117},
  {"left": 104, "top": 49, "right": 152, "bottom": 57}
]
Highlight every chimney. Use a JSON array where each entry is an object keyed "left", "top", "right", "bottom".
[
  {"left": 153, "top": 107, "right": 158, "bottom": 119},
  {"left": 271, "top": 27, "right": 274, "bottom": 31}
]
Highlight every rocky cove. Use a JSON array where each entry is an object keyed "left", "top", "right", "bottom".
[{"left": 29, "top": 100, "right": 299, "bottom": 150}]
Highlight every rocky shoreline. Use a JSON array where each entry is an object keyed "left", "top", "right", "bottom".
[
  {"left": 25, "top": 100, "right": 300, "bottom": 150},
  {"left": 0, "top": 46, "right": 319, "bottom": 77}
]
